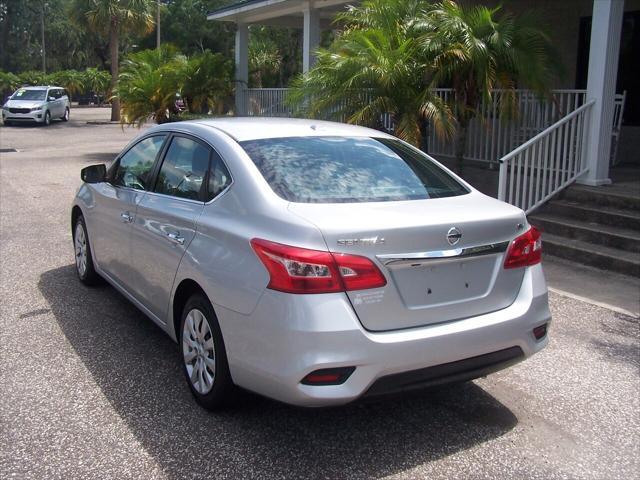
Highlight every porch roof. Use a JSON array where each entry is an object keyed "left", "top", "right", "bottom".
[{"left": 207, "top": 0, "right": 353, "bottom": 27}]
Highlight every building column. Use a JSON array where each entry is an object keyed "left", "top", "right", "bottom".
[
  {"left": 235, "top": 23, "right": 249, "bottom": 116},
  {"left": 579, "top": 0, "right": 625, "bottom": 186},
  {"left": 303, "top": 3, "right": 320, "bottom": 73}
]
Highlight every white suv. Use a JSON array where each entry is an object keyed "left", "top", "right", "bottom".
[{"left": 2, "top": 86, "right": 70, "bottom": 126}]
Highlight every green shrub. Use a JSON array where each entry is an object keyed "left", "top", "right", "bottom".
[
  {"left": 116, "top": 46, "right": 234, "bottom": 126},
  {"left": 181, "top": 51, "right": 233, "bottom": 115},
  {"left": 0, "top": 71, "right": 21, "bottom": 97},
  {"left": 115, "top": 45, "right": 187, "bottom": 125}
]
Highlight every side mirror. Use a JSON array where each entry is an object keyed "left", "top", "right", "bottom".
[
  {"left": 48, "top": 96, "right": 55, "bottom": 102},
  {"left": 81, "top": 164, "right": 107, "bottom": 184}
]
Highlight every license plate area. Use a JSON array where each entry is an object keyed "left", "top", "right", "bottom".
[{"left": 387, "top": 255, "right": 500, "bottom": 309}]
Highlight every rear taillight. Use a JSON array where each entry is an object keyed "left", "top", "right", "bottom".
[
  {"left": 250, "top": 238, "right": 387, "bottom": 294},
  {"left": 503, "top": 226, "right": 542, "bottom": 269}
]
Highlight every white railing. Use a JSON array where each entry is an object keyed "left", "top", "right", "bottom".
[
  {"left": 245, "top": 88, "right": 292, "bottom": 117},
  {"left": 242, "top": 87, "right": 589, "bottom": 166},
  {"left": 611, "top": 91, "right": 626, "bottom": 165},
  {"left": 428, "top": 89, "right": 587, "bottom": 164},
  {"left": 497, "top": 100, "right": 595, "bottom": 213}
]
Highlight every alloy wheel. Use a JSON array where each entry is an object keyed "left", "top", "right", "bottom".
[
  {"left": 74, "top": 222, "right": 87, "bottom": 277},
  {"left": 182, "top": 308, "right": 216, "bottom": 394}
]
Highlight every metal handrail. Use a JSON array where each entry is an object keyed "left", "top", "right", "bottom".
[
  {"left": 497, "top": 100, "right": 595, "bottom": 213},
  {"left": 500, "top": 100, "right": 596, "bottom": 164}
]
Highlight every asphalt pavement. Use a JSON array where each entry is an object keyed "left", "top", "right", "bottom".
[{"left": 0, "top": 109, "right": 638, "bottom": 479}]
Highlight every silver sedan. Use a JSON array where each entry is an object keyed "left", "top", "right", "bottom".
[{"left": 71, "top": 118, "right": 551, "bottom": 409}]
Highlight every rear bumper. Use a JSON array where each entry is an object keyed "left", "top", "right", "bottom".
[
  {"left": 216, "top": 264, "right": 551, "bottom": 407},
  {"left": 364, "top": 345, "right": 524, "bottom": 398}
]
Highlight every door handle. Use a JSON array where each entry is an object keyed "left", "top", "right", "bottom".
[
  {"left": 120, "top": 211, "right": 133, "bottom": 223},
  {"left": 166, "top": 231, "right": 185, "bottom": 245}
]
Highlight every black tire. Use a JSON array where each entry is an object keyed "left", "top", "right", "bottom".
[
  {"left": 61, "top": 107, "right": 69, "bottom": 121},
  {"left": 43, "top": 110, "right": 51, "bottom": 126},
  {"left": 180, "top": 293, "right": 235, "bottom": 410},
  {"left": 73, "top": 215, "right": 101, "bottom": 286}
]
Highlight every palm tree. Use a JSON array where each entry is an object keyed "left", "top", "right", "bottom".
[
  {"left": 249, "top": 31, "right": 283, "bottom": 88},
  {"left": 423, "top": 0, "right": 562, "bottom": 172},
  {"left": 116, "top": 46, "right": 186, "bottom": 125},
  {"left": 0, "top": 71, "right": 20, "bottom": 94},
  {"left": 182, "top": 51, "right": 234, "bottom": 114},
  {"left": 49, "top": 70, "right": 85, "bottom": 100},
  {"left": 70, "top": 0, "right": 155, "bottom": 121},
  {"left": 18, "top": 71, "right": 48, "bottom": 86},
  {"left": 82, "top": 67, "right": 111, "bottom": 105},
  {"left": 288, "top": 0, "right": 454, "bottom": 149}
]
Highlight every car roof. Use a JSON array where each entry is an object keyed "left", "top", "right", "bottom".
[
  {"left": 18, "top": 86, "right": 62, "bottom": 90},
  {"left": 187, "top": 117, "right": 395, "bottom": 142}
]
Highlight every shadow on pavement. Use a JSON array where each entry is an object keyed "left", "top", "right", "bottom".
[
  {"left": 39, "top": 265, "right": 518, "bottom": 479},
  {"left": 591, "top": 313, "right": 640, "bottom": 370}
]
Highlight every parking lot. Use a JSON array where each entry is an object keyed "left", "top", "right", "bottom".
[{"left": 0, "top": 109, "right": 638, "bottom": 479}]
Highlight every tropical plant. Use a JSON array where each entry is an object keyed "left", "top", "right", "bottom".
[
  {"left": 48, "top": 70, "right": 85, "bottom": 99},
  {"left": 17, "top": 70, "right": 49, "bottom": 86},
  {"left": 288, "top": 0, "right": 454, "bottom": 149},
  {"left": 0, "top": 71, "right": 21, "bottom": 96},
  {"left": 249, "top": 30, "right": 283, "bottom": 88},
  {"left": 181, "top": 51, "right": 233, "bottom": 114},
  {"left": 81, "top": 67, "right": 111, "bottom": 104},
  {"left": 115, "top": 46, "right": 186, "bottom": 125},
  {"left": 423, "top": 1, "right": 562, "bottom": 171},
  {"left": 70, "top": 0, "right": 155, "bottom": 121}
]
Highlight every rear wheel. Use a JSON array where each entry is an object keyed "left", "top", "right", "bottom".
[
  {"left": 61, "top": 108, "right": 69, "bottom": 121},
  {"left": 180, "top": 293, "right": 234, "bottom": 410},
  {"left": 73, "top": 215, "right": 101, "bottom": 285},
  {"left": 43, "top": 110, "right": 51, "bottom": 126}
]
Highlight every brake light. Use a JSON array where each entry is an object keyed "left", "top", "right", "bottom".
[
  {"left": 250, "top": 238, "right": 386, "bottom": 294},
  {"left": 504, "top": 226, "right": 542, "bottom": 269}
]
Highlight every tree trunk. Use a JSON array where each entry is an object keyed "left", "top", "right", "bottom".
[
  {"left": 40, "top": 1, "right": 46, "bottom": 73},
  {"left": 109, "top": 19, "right": 120, "bottom": 122},
  {"left": 454, "top": 120, "right": 468, "bottom": 175}
]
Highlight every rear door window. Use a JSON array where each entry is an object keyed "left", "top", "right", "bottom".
[
  {"left": 113, "top": 135, "right": 167, "bottom": 190},
  {"left": 154, "top": 136, "right": 211, "bottom": 201},
  {"left": 240, "top": 136, "right": 469, "bottom": 203}
]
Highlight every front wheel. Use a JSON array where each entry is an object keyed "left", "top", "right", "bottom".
[
  {"left": 61, "top": 108, "right": 69, "bottom": 121},
  {"left": 73, "top": 215, "right": 101, "bottom": 285},
  {"left": 180, "top": 294, "right": 235, "bottom": 410},
  {"left": 43, "top": 110, "right": 51, "bottom": 126}
]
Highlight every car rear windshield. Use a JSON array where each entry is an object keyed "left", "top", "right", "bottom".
[
  {"left": 11, "top": 89, "right": 46, "bottom": 101},
  {"left": 239, "top": 136, "right": 469, "bottom": 203}
]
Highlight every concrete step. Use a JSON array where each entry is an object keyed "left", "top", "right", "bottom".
[
  {"left": 541, "top": 233, "right": 640, "bottom": 277},
  {"left": 542, "top": 199, "right": 640, "bottom": 231},
  {"left": 530, "top": 213, "right": 640, "bottom": 253},
  {"left": 562, "top": 184, "right": 640, "bottom": 210}
]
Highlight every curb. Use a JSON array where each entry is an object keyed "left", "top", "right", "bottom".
[{"left": 548, "top": 286, "right": 639, "bottom": 318}]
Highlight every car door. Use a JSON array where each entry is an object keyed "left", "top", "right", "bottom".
[
  {"left": 48, "top": 89, "right": 61, "bottom": 116},
  {"left": 60, "top": 89, "right": 69, "bottom": 113},
  {"left": 130, "top": 134, "right": 214, "bottom": 321},
  {"left": 89, "top": 134, "right": 168, "bottom": 289}
]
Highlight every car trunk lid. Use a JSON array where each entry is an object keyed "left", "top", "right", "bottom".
[{"left": 288, "top": 192, "right": 528, "bottom": 331}]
